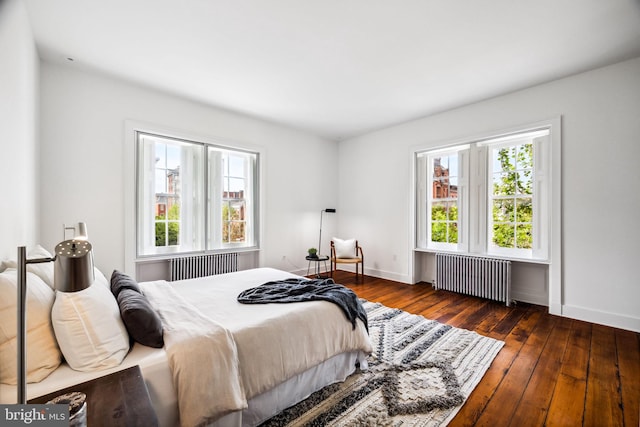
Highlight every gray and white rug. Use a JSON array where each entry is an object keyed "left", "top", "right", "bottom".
[{"left": 262, "top": 300, "right": 504, "bottom": 426}]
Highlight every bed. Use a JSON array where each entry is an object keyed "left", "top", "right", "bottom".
[{"left": 0, "top": 261, "right": 372, "bottom": 427}]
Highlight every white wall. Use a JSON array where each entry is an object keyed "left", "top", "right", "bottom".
[
  {"left": 38, "top": 62, "right": 339, "bottom": 277},
  {"left": 0, "top": 0, "right": 39, "bottom": 260},
  {"left": 339, "top": 57, "right": 640, "bottom": 332}
]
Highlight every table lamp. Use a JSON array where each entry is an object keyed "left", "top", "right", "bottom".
[{"left": 16, "top": 223, "right": 94, "bottom": 404}]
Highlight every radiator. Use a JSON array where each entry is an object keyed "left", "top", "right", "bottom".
[
  {"left": 434, "top": 253, "right": 511, "bottom": 306},
  {"left": 169, "top": 252, "right": 238, "bottom": 281}
]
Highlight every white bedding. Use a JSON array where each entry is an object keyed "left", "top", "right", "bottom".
[{"left": 1, "top": 267, "right": 372, "bottom": 427}]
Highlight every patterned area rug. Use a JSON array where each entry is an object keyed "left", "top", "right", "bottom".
[{"left": 262, "top": 300, "right": 504, "bottom": 426}]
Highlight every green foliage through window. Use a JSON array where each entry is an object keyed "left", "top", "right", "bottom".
[
  {"left": 491, "top": 143, "right": 533, "bottom": 249},
  {"left": 155, "top": 204, "right": 180, "bottom": 247}
]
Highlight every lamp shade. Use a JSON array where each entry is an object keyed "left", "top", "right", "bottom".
[{"left": 54, "top": 240, "right": 94, "bottom": 292}]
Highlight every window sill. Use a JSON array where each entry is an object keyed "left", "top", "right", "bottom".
[
  {"left": 135, "top": 247, "right": 260, "bottom": 263},
  {"left": 413, "top": 247, "right": 550, "bottom": 265}
]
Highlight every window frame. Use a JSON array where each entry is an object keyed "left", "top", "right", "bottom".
[
  {"left": 416, "top": 145, "right": 469, "bottom": 253},
  {"left": 414, "top": 122, "right": 555, "bottom": 263},
  {"left": 124, "top": 122, "right": 263, "bottom": 272}
]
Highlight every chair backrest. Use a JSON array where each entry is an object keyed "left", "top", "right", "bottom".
[{"left": 330, "top": 239, "right": 361, "bottom": 259}]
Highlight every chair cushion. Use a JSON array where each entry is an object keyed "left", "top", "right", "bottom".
[{"left": 333, "top": 237, "right": 357, "bottom": 259}]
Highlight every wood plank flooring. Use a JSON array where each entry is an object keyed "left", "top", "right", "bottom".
[{"left": 329, "top": 270, "right": 640, "bottom": 427}]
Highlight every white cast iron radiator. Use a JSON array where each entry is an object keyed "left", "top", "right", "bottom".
[
  {"left": 169, "top": 252, "right": 238, "bottom": 281},
  {"left": 434, "top": 253, "right": 512, "bottom": 306}
]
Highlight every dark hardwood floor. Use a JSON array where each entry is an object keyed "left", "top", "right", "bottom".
[{"left": 329, "top": 270, "right": 640, "bottom": 427}]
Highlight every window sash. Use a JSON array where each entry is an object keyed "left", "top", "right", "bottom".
[{"left": 417, "top": 147, "right": 468, "bottom": 252}]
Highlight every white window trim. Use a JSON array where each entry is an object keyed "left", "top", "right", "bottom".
[
  {"left": 410, "top": 117, "right": 562, "bottom": 314},
  {"left": 124, "top": 121, "right": 265, "bottom": 275}
]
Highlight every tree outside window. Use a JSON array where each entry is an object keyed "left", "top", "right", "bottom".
[{"left": 491, "top": 143, "right": 533, "bottom": 250}]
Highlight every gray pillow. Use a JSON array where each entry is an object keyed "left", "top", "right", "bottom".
[
  {"left": 117, "top": 289, "right": 164, "bottom": 348},
  {"left": 110, "top": 270, "right": 141, "bottom": 297}
]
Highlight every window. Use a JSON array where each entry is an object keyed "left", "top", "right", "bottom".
[
  {"left": 136, "top": 132, "right": 258, "bottom": 257},
  {"left": 417, "top": 147, "right": 469, "bottom": 252},
  {"left": 489, "top": 139, "right": 533, "bottom": 254},
  {"left": 416, "top": 127, "right": 551, "bottom": 261}
]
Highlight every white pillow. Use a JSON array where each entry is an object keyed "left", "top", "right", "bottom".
[
  {"left": 25, "top": 245, "right": 55, "bottom": 289},
  {"left": 93, "top": 267, "right": 109, "bottom": 288},
  {"left": 0, "top": 270, "right": 62, "bottom": 385},
  {"left": 52, "top": 282, "right": 129, "bottom": 372},
  {"left": 0, "top": 245, "right": 55, "bottom": 289},
  {"left": 333, "top": 237, "right": 357, "bottom": 259}
]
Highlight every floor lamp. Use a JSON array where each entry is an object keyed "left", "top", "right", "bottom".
[
  {"left": 318, "top": 208, "right": 336, "bottom": 257},
  {"left": 17, "top": 224, "right": 94, "bottom": 404}
]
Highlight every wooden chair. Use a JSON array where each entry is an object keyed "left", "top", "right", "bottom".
[{"left": 330, "top": 239, "right": 364, "bottom": 281}]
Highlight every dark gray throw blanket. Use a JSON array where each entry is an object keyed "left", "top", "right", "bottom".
[{"left": 237, "top": 278, "right": 368, "bottom": 332}]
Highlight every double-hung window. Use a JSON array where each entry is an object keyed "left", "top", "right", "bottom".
[
  {"left": 416, "top": 126, "right": 551, "bottom": 261},
  {"left": 416, "top": 146, "right": 469, "bottom": 252},
  {"left": 136, "top": 132, "right": 258, "bottom": 257}
]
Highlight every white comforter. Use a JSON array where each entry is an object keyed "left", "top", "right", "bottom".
[{"left": 140, "top": 268, "right": 372, "bottom": 427}]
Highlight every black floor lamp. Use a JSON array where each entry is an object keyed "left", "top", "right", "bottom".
[{"left": 318, "top": 208, "right": 336, "bottom": 257}]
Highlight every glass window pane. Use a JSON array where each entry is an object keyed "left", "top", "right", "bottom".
[
  {"left": 432, "top": 178, "right": 444, "bottom": 199},
  {"left": 155, "top": 143, "right": 167, "bottom": 168},
  {"left": 229, "top": 221, "right": 246, "bottom": 243},
  {"left": 493, "top": 172, "right": 517, "bottom": 196},
  {"left": 516, "top": 143, "right": 533, "bottom": 170},
  {"left": 517, "top": 171, "right": 533, "bottom": 195},
  {"left": 166, "top": 144, "right": 181, "bottom": 169},
  {"left": 493, "top": 223, "right": 514, "bottom": 248},
  {"left": 156, "top": 201, "right": 167, "bottom": 220},
  {"left": 155, "top": 169, "right": 167, "bottom": 194},
  {"left": 515, "top": 197, "right": 532, "bottom": 222},
  {"left": 516, "top": 224, "right": 532, "bottom": 249},
  {"left": 431, "top": 222, "right": 446, "bottom": 242},
  {"left": 493, "top": 147, "right": 517, "bottom": 172},
  {"left": 168, "top": 221, "right": 180, "bottom": 246},
  {"left": 440, "top": 156, "right": 449, "bottom": 171},
  {"left": 431, "top": 202, "right": 446, "bottom": 220},
  {"left": 230, "top": 201, "right": 245, "bottom": 220},
  {"left": 155, "top": 222, "right": 166, "bottom": 247},
  {"left": 493, "top": 199, "right": 514, "bottom": 222},
  {"left": 447, "top": 222, "right": 458, "bottom": 243},
  {"left": 448, "top": 155, "right": 458, "bottom": 177},
  {"left": 228, "top": 155, "right": 245, "bottom": 177},
  {"left": 222, "top": 202, "right": 230, "bottom": 221},
  {"left": 227, "top": 178, "right": 245, "bottom": 194},
  {"left": 447, "top": 202, "right": 458, "bottom": 221}
]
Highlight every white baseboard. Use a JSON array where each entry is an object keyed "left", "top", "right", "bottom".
[
  {"left": 562, "top": 304, "right": 640, "bottom": 333},
  {"left": 334, "top": 265, "right": 412, "bottom": 284}
]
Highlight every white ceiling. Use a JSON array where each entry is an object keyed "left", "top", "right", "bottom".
[{"left": 24, "top": 0, "right": 640, "bottom": 141}]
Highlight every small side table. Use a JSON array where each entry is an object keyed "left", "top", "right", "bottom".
[
  {"left": 306, "top": 255, "right": 330, "bottom": 278},
  {"left": 30, "top": 365, "right": 158, "bottom": 427}
]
